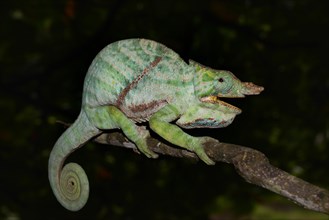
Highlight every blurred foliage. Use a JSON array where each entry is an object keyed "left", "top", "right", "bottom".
[{"left": 0, "top": 0, "right": 328, "bottom": 219}]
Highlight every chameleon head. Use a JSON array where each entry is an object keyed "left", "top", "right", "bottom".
[{"left": 190, "top": 60, "right": 264, "bottom": 108}]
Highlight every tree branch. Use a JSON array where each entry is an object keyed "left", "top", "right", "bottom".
[{"left": 94, "top": 131, "right": 329, "bottom": 214}]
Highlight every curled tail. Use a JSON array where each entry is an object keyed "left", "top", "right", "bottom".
[{"left": 48, "top": 110, "right": 100, "bottom": 211}]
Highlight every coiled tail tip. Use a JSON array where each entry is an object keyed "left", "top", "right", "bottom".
[{"left": 54, "top": 163, "right": 89, "bottom": 211}]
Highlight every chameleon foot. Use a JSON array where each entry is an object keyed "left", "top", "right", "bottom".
[
  {"left": 135, "top": 126, "right": 158, "bottom": 159},
  {"left": 135, "top": 138, "right": 158, "bottom": 159},
  {"left": 192, "top": 137, "right": 215, "bottom": 165}
]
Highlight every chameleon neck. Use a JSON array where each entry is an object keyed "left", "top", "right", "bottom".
[{"left": 48, "top": 110, "right": 100, "bottom": 211}]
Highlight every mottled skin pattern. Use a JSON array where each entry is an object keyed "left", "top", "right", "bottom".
[{"left": 48, "top": 39, "right": 264, "bottom": 211}]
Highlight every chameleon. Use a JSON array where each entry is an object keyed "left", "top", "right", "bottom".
[{"left": 48, "top": 38, "right": 264, "bottom": 211}]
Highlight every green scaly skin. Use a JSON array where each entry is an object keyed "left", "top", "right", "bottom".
[{"left": 48, "top": 39, "right": 264, "bottom": 211}]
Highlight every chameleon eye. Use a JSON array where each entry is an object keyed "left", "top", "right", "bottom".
[{"left": 218, "top": 78, "right": 224, "bottom": 83}]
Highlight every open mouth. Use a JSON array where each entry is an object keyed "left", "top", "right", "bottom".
[{"left": 200, "top": 96, "right": 242, "bottom": 114}]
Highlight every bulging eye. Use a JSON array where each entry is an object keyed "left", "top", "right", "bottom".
[{"left": 215, "top": 75, "right": 233, "bottom": 94}]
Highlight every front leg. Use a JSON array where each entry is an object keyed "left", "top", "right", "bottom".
[{"left": 149, "top": 104, "right": 215, "bottom": 165}]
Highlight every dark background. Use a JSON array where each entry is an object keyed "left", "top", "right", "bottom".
[{"left": 0, "top": 0, "right": 328, "bottom": 219}]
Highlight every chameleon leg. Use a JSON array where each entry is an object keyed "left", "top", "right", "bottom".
[
  {"left": 104, "top": 106, "right": 158, "bottom": 158},
  {"left": 149, "top": 105, "right": 215, "bottom": 165}
]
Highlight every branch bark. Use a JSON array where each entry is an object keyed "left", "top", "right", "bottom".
[{"left": 94, "top": 131, "right": 329, "bottom": 214}]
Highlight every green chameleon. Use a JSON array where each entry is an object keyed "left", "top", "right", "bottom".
[{"left": 49, "top": 38, "right": 264, "bottom": 211}]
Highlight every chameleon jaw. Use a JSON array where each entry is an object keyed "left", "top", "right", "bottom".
[{"left": 200, "top": 96, "right": 242, "bottom": 114}]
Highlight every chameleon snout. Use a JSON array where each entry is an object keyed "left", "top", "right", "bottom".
[{"left": 241, "top": 82, "right": 264, "bottom": 95}]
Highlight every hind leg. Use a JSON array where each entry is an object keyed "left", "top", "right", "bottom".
[{"left": 86, "top": 105, "right": 158, "bottom": 158}]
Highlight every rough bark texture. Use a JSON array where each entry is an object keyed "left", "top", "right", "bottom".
[{"left": 94, "top": 131, "right": 329, "bottom": 214}]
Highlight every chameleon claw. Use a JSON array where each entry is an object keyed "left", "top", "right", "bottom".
[
  {"left": 142, "top": 148, "right": 159, "bottom": 159},
  {"left": 135, "top": 139, "right": 159, "bottom": 159},
  {"left": 195, "top": 148, "right": 215, "bottom": 165},
  {"left": 135, "top": 128, "right": 159, "bottom": 159},
  {"left": 148, "top": 152, "right": 159, "bottom": 159},
  {"left": 192, "top": 137, "right": 215, "bottom": 165},
  {"left": 141, "top": 149, "right": 159, "bottom": 159}
]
